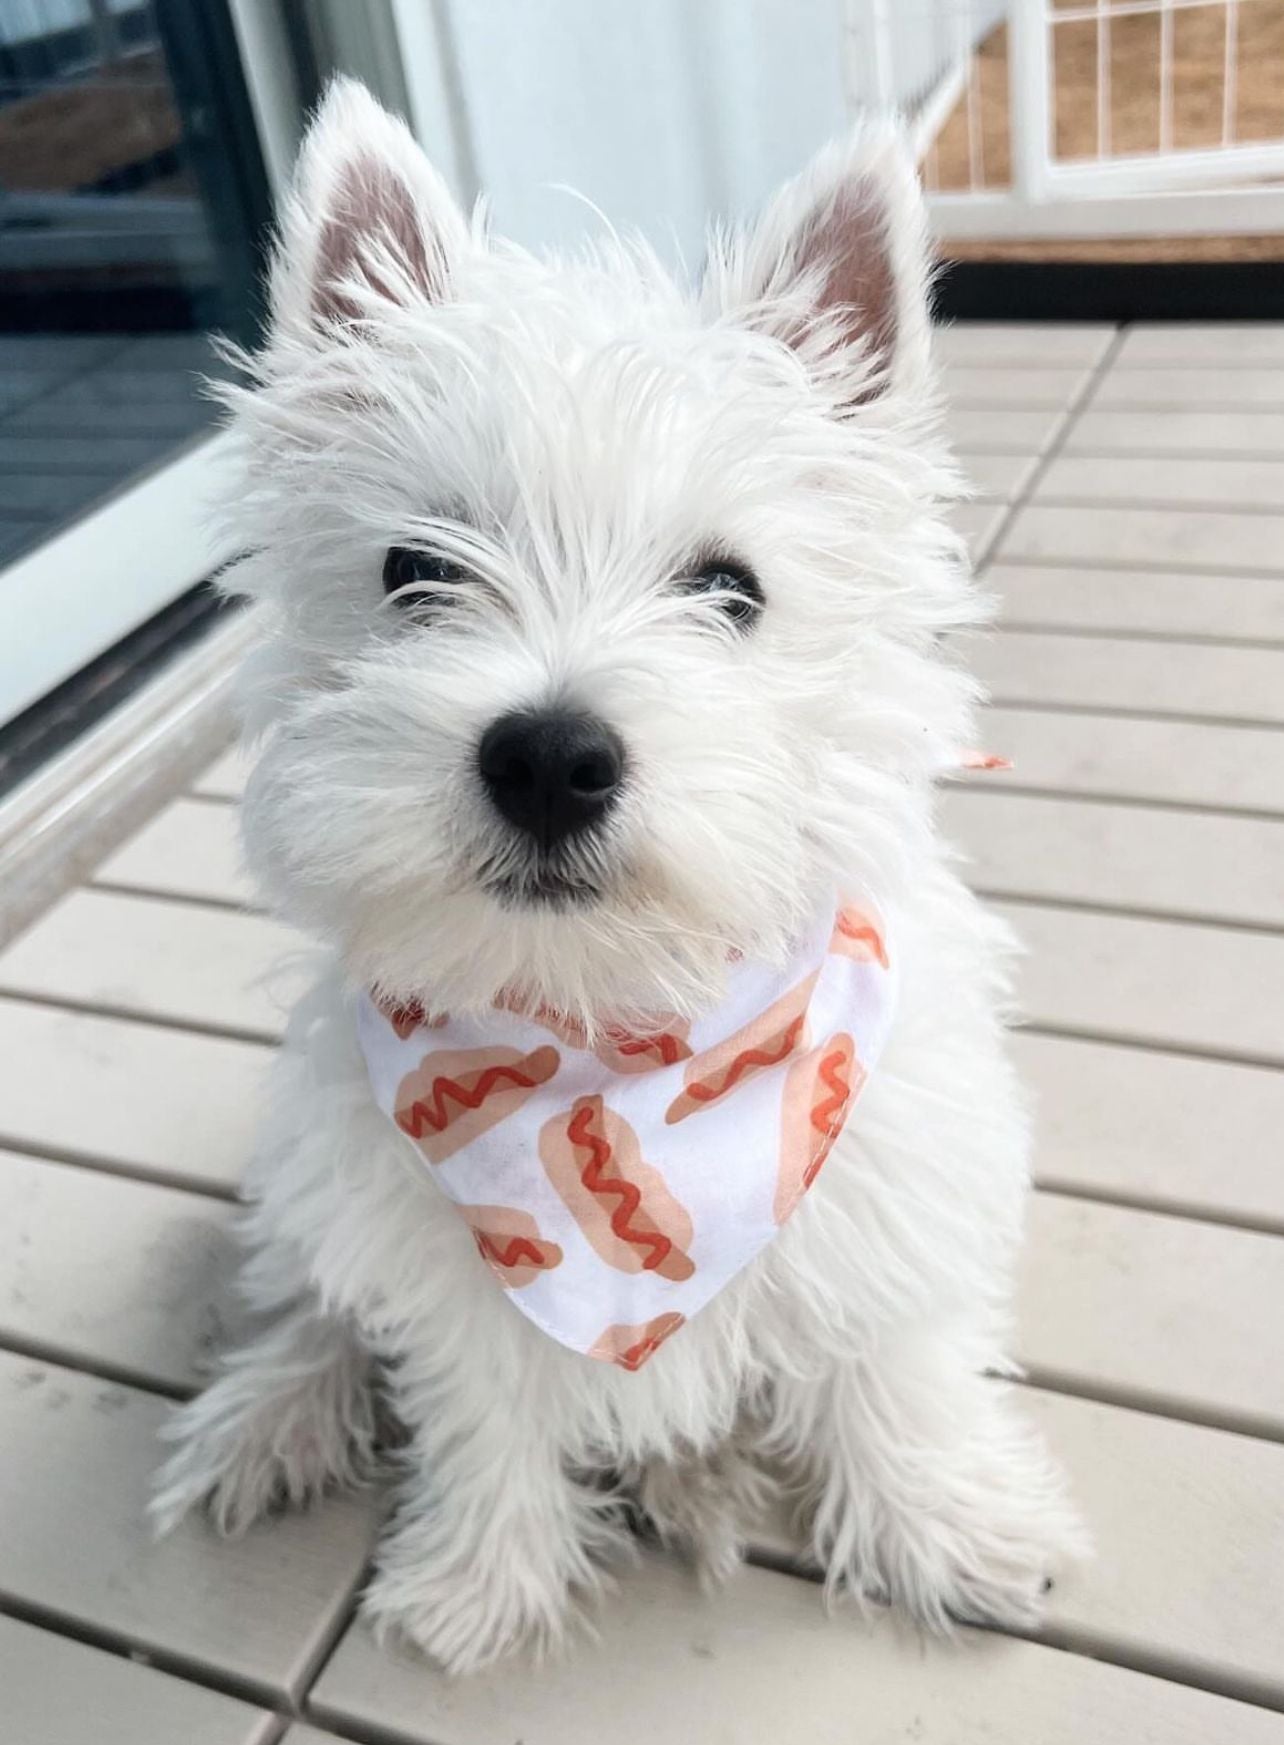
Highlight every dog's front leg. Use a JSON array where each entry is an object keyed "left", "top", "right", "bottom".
[
  {"left": 151, "top": 1287, "right": 377, "bottom": 1536},
  {"left": 780, "top": 1321, "right": 1085, "bottom": 1629},
  {"left": 362, "top": 1337, "right": 629, "bottom": 1673}
]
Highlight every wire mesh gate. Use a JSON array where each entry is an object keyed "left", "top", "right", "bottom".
[{"left": 844, "top": 0, "right": 1284, "bottom": 240}]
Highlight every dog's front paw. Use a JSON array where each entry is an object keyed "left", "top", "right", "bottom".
[
  {"left": 916, "top": 1482, "right": 1083, "bottom": 1633},
  {"left": 822, "top": 1414, "right": 1087, "bottom": 1633},
  {"left": 150, "top": 1333, "right": 377, "bottom": 1537},
  {"left": 363, "top": 1489, "right": 630, "bottom": 1673},
  {"left": 361, "top": 1547, "right": 582, "bottom": 1674}
]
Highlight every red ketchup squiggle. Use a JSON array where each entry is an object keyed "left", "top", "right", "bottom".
[
  {"left": 804, "top": 1047, "right": 853, "bottom": 1190},
  {"left": 687, "top": 1012, "right": 806, "bottom": 1105},
  {"left": 473, "top": 1231, "right": 547, "bottom": 1270},
  {"left": 567, "top": 1104, "right": 672, "bottom": 1271},
  {"left": 398, "top": 1063, "right": 540, "bottom": 1137}
]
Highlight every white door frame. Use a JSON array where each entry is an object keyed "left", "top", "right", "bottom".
[
  {"left": 930, "top": 182, "right": 1284, "bottom": 238},
  {"left": 0, "top": 433, "right": 240, "bottom": 731}
]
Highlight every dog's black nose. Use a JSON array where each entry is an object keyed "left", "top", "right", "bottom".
[{"left": 478, "top": 710, "right": 624, "bottom": 847}]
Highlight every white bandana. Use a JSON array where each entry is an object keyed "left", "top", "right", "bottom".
[{"left": 357, "top": 901, "right": 896, "bottom": 1371}]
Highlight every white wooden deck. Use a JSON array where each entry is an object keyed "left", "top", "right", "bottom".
[{"left": 2, "top": 322, "right": 1283, "bottom": 1744}]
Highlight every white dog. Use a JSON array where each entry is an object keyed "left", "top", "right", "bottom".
[{"left": 152, "top": 79, "right": 1083, "bottom": 1672}]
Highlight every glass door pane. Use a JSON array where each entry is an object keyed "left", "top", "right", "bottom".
[{"left": 0, "top": 0, "right": 272, "bottom": 728}]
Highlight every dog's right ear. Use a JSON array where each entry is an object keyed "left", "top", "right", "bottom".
[
  {"left": 269, "top": 78, "right": 468, "bottom": 341},
  {"left": 710, "top": 126, "right": 933, "bottom": 406}
]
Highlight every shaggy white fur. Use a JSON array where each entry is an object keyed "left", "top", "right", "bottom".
[{"left": 151, "top": 78, "right": 1085, "bottom": 1671}]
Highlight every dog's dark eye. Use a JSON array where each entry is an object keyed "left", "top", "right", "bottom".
[
  {"left": 677, "top": 558, "right": 764, "bottom": 629},
  {"left": 382, "top": 545, "right": 468, "bottom": 603}
]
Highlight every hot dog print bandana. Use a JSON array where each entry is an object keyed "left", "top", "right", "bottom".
[{"left": 356, "top": 901, "right": 896, "bottom": 1371}]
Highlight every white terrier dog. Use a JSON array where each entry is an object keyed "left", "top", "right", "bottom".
[{"left": 152, "top": 79, "right": 1082, "bottom": 1672}]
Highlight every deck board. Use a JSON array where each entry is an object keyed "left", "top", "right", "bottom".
[
  {"left": 996, "top": 505, "right": 1284, "bottom": 575},
  {"left": 945, "top": 406, "right": 1069, "bottom": 453},
  {"left": 0, "top": 1350, "right": 376, "bottom": 1703},
  {"left": 1026, "top": 1389, "right": 1284, "bottom": 1709},
  {"left": 933, "top": 323, "right": 1116, "bottom": 367},
  {"left": 0, "top": 998, "right": 268, "bottom": 1192},
  {"left": 1019, "top": 1195, "right": 1284, "bottom": 1436},
  {"left": 0, "top": 1615, "right": 275, "bottom": 1745},
  {"left": 997, "top": 901, "right": 1284, "bottom": 1064},
  {"left": 1034, "top": 455, "right": 1284, "bottom": 511},
  {"left": 1089, "top": 368, "right": 1284, "bottom": 409},
  {"left": 94, "top": 798, "right": 254, "bottom": 908},
  {"left": 952, "top": 500, "right": 1007, "bottom": 562},
  {"left": 1112, "top": 324, "right": 1284, "bottom": 366},
  {"left": 0, "top": 1149, "right": 238, "bottom": 1393},
  {"left": 191, "top": 747, "right": 248, "bottom": 800},
  {"left": 943, "top": 364, "right": 1094, "bottom": 407},
  {"left": 970, "top": 631, "right": 1284, "bottom": 725},
  {"left": 990, "top": 563, "right": 1284, "bottom": 643},
  {"left": 1064, "top": 409, "right": 1284, "bottom": 456},
  {"left": 0, "top": 890, "right": 304, "bottom": 1040},
  {"left": 944, "top": 789, "right": 1284, "bottom": 928},
  {"left": 957, "top": 450, "right": 1040, "bottom": 501},
  {"left": 976, "top": 708, "right": 1284, "bottom": 814},
  {"left": 1016, "top": 1030, "right": 1284, "bottom": 1229}
]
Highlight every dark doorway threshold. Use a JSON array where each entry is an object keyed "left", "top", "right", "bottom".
[{"left": 935, "top": 259, "right": 1284, "bottom": 323}]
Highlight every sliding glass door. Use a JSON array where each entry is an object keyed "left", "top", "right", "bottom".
[{"left": 0, "top": 0, "right": 275, "bottom": 730}]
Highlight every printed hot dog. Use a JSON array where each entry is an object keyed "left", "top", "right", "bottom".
[
  {"left": 774, "top": 1032, "right": 862, "bottom": 1223},
  {"left": 588, "top": 1311, "right": 686, "bottom": 1371},
  {"left": 460, "top": 1204, "right": 564, "bottom": 1288},
  {"left": 540, "top": 1095, "right": 695, "bottom": 1282},
  {"left": 395, "top": 1043, "right": 560, "bottom": 1164},
  {"left": 595, "top": 1020, "right": 692, "bottom": 1074},
  {"left": 497, "top": 991, "right": 692, "bottom": 1074},
  {"left": 830, "top": 906, "right": 889, "bottom": 969},
  {"left": 665, "top": 972, "right": 817, "bottom": 1125}
]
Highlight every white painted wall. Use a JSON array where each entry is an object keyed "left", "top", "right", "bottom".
[
  {"left": 384, "top": 0, "right": 994, "bottom": 262},
  {"left": 375, "top": 2, "right": 1004, "bottom": 260},
  {"left": 420, "top": 0, "right": 852, "bottom": 262}
]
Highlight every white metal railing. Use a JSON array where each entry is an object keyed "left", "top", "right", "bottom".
[{"left": 846, "top": 0, "right": 1284, "bottom": 241}]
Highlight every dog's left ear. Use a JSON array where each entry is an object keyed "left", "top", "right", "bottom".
[
  {"left": 269, "top": 77, "right": 469, "bottom": 341},
  {"left": 713, "top": 128, "right": 933, "bottom": 404}
]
